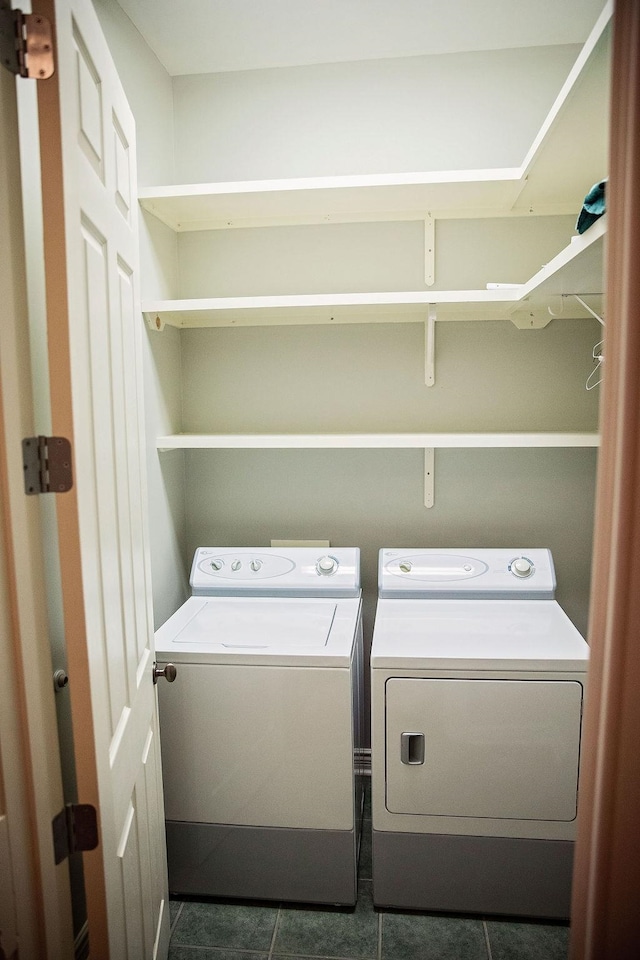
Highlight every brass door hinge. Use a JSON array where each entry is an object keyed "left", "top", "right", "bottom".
[
  {"left": 22, "top": 436, "right": 73, "bottom": 494},
  {"left": 52, "top": 804, "right": 99, "bottom": 865},
  {"left": 1, "top": 0, "right": 54, "bottom": 79}
]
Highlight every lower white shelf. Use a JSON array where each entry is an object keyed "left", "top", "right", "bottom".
[{"left": 156, "top": 432, "right": 600, "bottom": 451}]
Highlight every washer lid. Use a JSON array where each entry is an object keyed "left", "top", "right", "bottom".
[
  {"left": 173, "top": 599, "right": 335, "bottom": 648},
  {"left": 155, "top": 595, "right": 361, "bottom": 666},
  {"left": 371, "top": 599, "right": 588, "bottom": 671}
]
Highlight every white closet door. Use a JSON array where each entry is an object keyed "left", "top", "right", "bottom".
[{"left": 32, "top": 0, "right": 170, "bottom": 956}]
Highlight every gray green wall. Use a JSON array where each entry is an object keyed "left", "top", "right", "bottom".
[{"left": 92, "top": 3, "right": 601, "bottom": 738}]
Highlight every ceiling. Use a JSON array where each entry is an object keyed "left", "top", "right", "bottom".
[{"left": 114, "top": 0, "right": 606, "bottom": 77}]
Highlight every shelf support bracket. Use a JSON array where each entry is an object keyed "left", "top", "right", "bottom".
[
  {"left": 424, "top": 214, "right": 435, "bottom": 286},
  {"left": 424, "top": 448, "right": 434, "bottom": 509},
  {"left": 425, "top": 306, "right": 436, "bottom": 387}
]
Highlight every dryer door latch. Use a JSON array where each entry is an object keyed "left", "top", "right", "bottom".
[{"left": 401, "top": 732, "right": 425, "bottom": 765}]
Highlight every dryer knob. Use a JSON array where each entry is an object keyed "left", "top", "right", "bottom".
[
  {"left": 511, "top": 557, "right": 533, "bottom": 578},
  {"left": 210, "top": 559, "right": 223, "bottom": 571},
  {"left": 250, "top": 559, "right": 262, "bottom": 572},
  {"left": 399, "top": 561, "right": 413, "bottom": 574},
  {"left": 231, "top": 560, "right": 242, "bottom": 572},
  {"left": 317, "top": 555, "right": 338, "bottom": 575}
]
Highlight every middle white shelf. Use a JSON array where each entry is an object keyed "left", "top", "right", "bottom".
[{"left": 143, "top": 218, "right": 605, "bottom": 331}]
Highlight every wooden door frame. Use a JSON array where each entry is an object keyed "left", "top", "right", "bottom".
[
  {"left": 570, "top": 1, "right": 640, "bottom": 954},
  {"left": 0, "top": 60, "right": 74, "bottom": 960}
]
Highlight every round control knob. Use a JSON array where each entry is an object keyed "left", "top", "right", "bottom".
[
  {"left": 316, "top": 555, "right": 338, "bottom": 576},
  {"left": 511, "top": 557, "right": 533, "bottom": 578},
  {"left": 231, "top": 560, "right": 242, "bottom": 572},
  {"left": 210, "top": 559, "right": 224, "bottom": 571},
  {"left": 250, "top": 559, "right": 262, "bottom": 572},
  {"left": 399, "top": 561, "right": 413, "bottom": 574}
]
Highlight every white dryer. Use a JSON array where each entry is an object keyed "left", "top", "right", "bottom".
[
  {"left": 371, "top": 548, "right": 588, "bottom": 918},
  {"left": 155, "top": 547, "right": 363, "bottom": 905}
]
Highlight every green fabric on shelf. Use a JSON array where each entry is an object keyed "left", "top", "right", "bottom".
[{"left": 576, "top": 179, "right": 606, "bottom": 234}]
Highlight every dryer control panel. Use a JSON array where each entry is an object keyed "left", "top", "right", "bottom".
[
  {"left": 191, "top": 547, "right": 360, "bottom": 598},
  {"left": 378, "top": 548, "right": 556, "bottom": 599}
]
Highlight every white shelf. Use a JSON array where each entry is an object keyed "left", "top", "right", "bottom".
[
  {"left": 520, "top": 217, "right": 606, "bottom": 302},
  {"left": 157, "top": 433, "right": 600, "bottom": 451},
  {"left": 138, "top": 5, "right": 610, "bottom": 232},
  {"left": 140, "top": 169, "right": 523, "bottom": 231},
  {"left": 144, "top": 288, "right": 515, "bottom": 329},
  {"left": 143, "top": 217, "right": 606, "bottom": 330}
]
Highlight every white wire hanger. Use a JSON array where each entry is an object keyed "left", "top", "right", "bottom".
[
  {"left": 546, "top": 294, "right": 605, "bottom": 390},
  {"left": 587, "top": 338, "right": 604, "bottom": 391}
]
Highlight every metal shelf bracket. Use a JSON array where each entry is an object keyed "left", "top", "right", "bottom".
[
  {"left": 424, "top": 448, "right": 435, "bottom": 508},
  {"left": 424, "top": 214, "right": 435, "bottom": 286},
  {"left": 425, "top": 306, "right": 436, "bottom": 386}
]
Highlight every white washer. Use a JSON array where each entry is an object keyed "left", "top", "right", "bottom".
[
  {"left": 155, "top": 547, "right": 363, "bottom": 905},
  {"left": 371, "top": 548, "right": 589, "bottom": 918}
]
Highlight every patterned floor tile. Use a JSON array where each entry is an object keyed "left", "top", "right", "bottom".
[
  {"left": 170, "top": 950, "right": 268, "bottom": 960},
  {"left": 170, "top": 900, "right": 183, "bottom": 926},
  {"left": 382, "top": 912, "right": 488, "bottom": 960},
  {"left": 273, "top": 881, "right": 378, "bottom": 959},
  {"left": 171, "top": 899, "right": 278, "bottom": 949},
  {"left": 486, "top": 919, "right": 569, "bottom": 960}
]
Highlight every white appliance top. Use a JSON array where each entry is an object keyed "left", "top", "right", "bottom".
[
  {"left": 371, "top": 599, "right": 588, "bottom": 672},
  {"left": 378, "top": 548, "right": 556, "bottom": 599},
  {"left": 191, "top": 546, "right": 360, "bottom": 598},
  {"left": 155, "top": 595, "right": 361, "bottom": 666}
]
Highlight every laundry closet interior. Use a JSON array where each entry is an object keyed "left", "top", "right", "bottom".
[{"left": 93, "top": 0, "right": 608, "bottom": 729}]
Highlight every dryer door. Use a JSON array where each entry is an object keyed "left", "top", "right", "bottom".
[{"left": 385, "top": 678, "right": 583, "bottom": 822}]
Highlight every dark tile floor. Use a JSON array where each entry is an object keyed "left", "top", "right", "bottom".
[{"left": 168, "top": 782, "right": 570, "bottom": 960}]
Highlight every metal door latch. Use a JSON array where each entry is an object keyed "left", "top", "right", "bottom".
[
  {"left": 53, "top": 668, "right": 69, "bottom": 691},
  {"left": 1, "top": 1, "right": 54, "bottom": 79}
]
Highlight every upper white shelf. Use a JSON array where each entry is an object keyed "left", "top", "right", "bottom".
[
  {"left": 142, "top": 216, "right": 606, "bottom": 330},
  {"left": 138, "top": 5, "right": 610, "bottom": 232},
  {"left": 156, "top": 432, "right": 600, "bottom": 451}
]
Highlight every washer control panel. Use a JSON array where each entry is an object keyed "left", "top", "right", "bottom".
[
  {"left": 379, "top": 548, "right": 555, "bottom": 599},
  {"left": 191, "top": 547, "right": 360, "bottom": 597}
]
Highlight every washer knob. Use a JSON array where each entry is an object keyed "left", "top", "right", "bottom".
[
  {"left": 231, "top": 560, "right": 242, "bottom": 572},
  {"left": 316, "top": 555, "right": 338, "bottom": 576},
  {"left": 399, "top": 561, "right": 413, "bottom": 574},
  {"left": 511, "top": 557, "right": 533, "bottom": 578},
  {"left": 250, "top": 559, "right": 262, "bottom": 572},
  {"left": 210, "top": 559, "right": 223, "bottom": 571}
]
